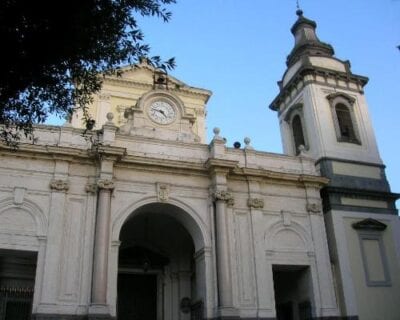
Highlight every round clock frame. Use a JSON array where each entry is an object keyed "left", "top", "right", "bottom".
[{"left": 147, "top": 100, "right": 177, "bottom": 125}]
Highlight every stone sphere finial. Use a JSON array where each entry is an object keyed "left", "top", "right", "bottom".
[
  {"left": 244, "top": 137, "right": 253, "bottom": 150},
  {"left": 106, "top": 112, "right": 114, "bottom": 122},
  {"left": 212, "top": 127, "right": 225, "bottom": 143}
]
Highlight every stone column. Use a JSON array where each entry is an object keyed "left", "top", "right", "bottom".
[
  {"left": 213, "top": 190, "right": 234, "bottom": 308},
  {"left": 91, "top": 179, "right": 114, "bottom": 306}
]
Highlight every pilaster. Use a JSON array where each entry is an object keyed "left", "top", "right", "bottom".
[{"left": 207, "top": 134, "right": 238, "bottom": 316}]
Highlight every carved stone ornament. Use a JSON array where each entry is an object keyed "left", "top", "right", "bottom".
[
  {"left": 157, "top": 183, "right": 170, "bottom": 202},
  {"left": 247, "top": 197, "right": 264, "bottom": 209},
  {"left": 85, "top": 183, "right": 98, "bottom": 193},
  {"left": 306, "top": 203, "right": 322, "bottom": 214},
  {"left": 213, "top": 190, "right": 234, "bottom": 206},
  {"left": 97, "top": 179, "right": 115, "bottom": 190},
  {"left": 50, "top": 179, "right": 69, "bottom": 191},
  {"left": 13, "top": 187, "right": 26, "bottom": 205}
]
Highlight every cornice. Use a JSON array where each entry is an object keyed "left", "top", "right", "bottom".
[
  {"left": 89, "top": 145, "right": 127, "bottom": 160},
  {"left": 270, "top": 65, "right": 369, "bottom": 111},
  {"left": 0, "top": 142, "right": 127, "bottom": 164},
  {"left": 352, "top": 218, "right": 387, "bottom": 231},
  {"left": 0, "top": 143, "right": 92, "bottom": 163},
  {"left": 103, "top": 77, "right": 212, "bottom": 102},
  {"left": 315, "top": 157, "right": 385, "bottom": 169},
  {"left": 120, "top": 154, "right": 207, "bottom": 173},
  {"left": 323, "top": 186, "right": 400, "bottom": 200},
  {"left": 234, "top": 167, "right": 329, "bottom": 186},
  {"left": 205, "top": 158, "right": 239, "bottom": 171}
]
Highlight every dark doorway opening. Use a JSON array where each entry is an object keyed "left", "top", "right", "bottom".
[
  {"left": 117, "top": 273, "right": 157, "bottom": 320},
  {"left": 0, "top": 249, "right": 37, "bottom": 320},
  {"left": 273, "top": 265, "right": 313, "bottom": 320}
]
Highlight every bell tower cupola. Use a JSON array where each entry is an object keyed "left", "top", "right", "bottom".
[{"left": 287, "top": 9, "right": 334, "bottom": 67}]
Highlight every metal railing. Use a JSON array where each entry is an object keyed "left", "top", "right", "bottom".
[{"left": 0, "top": 287, "right": 34, "bottom": 320}]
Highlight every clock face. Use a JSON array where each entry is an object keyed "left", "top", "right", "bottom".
[{"left": 148, "top": 100, "right": 177, "bottom": 125}]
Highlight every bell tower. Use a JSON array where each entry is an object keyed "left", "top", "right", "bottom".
[
  {"left": 270, "top": 10, "right": 400, "bottom": 320},
  {"left": 270, "top": 9, "right": 397, "bottom": 214}
]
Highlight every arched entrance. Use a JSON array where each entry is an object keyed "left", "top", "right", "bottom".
[{"left": 116, "top": 202, "right": 207, "bottom": 320}]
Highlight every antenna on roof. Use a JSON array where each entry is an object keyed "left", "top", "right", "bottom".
[{"left": 296, "top": 0, "right": 301, "bottom": 10}]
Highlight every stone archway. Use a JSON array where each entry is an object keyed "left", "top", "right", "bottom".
[{"left": 114, "top": 202, "right": 211, "bottom": 320}]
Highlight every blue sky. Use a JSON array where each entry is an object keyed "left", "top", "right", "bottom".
[
  {"left": 137, "top": 0, "right": 400, "bottom": 206},
  {"left": 50, "top": 0, "right": 400, "bottom": 206}
]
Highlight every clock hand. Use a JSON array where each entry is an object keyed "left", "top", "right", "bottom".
[{"left": 158, "top": 109, "right": 166, "bottom": 116}]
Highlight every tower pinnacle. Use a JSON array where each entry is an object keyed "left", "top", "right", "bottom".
[{"left": 286, "top": 11, "right": 334, "bottom": 67}]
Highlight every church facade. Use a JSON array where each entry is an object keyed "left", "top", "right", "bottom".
[{"left": 0, "top": 11, "right": 399, "bottom": 320}]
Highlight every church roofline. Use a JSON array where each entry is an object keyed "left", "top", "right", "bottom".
[
  {"left": 102, "top": 76, "right": 212, "bottom": 103},
  {"left": 102, "top": 64, "right": 213, "bottom": 103}
]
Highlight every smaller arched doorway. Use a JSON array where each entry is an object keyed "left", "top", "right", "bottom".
[{"left": 117, "top": 202, "right": 205, "bottom": 320}]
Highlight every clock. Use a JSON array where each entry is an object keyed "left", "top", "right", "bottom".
[{"left": 148, "top": 100, "right": 177, "bottom": 125}]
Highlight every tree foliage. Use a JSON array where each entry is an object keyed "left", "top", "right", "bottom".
[{"left": 0, "top": 0, "right": 176, "bottom": 144}]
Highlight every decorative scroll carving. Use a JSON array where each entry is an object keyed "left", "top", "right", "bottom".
[
  {"left": 50, "top": 179, "right": 69, "bottom": 191},
  {"left": 157, "top": 183, "right": 170, "bottom": 202},
  {"left": 247, "top": 197, "right": 264, "bottom": 209},
  {"left": 213, "top": 190, "right": 234, "bottom": 207},
  {"left": 97, "top": 179, "right": 115, "bottom": 190},
  {"left": 306, "top": 203, "right": 322, "bottom": 214},
  {"left": 85, "top": 183, "right": 98, "bottom": 193}
]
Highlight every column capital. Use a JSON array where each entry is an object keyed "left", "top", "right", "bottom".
[
  {"left": 97, "top": 179, "right": 115, "bottom": 190},
  {"left": 306, "top": 202, "right": 322, "bottom": 214},
  {"left": 247, "top": 197, "right": 264, "bottom": 209},
  {"left": 212, "top": 190, "right": 234, "bottom": 207},
  {"left": 49, "top": 179, "right": 69, "bottom": 192}
]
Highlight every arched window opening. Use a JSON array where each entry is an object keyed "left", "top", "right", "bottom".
[
  {"left": 292, "top": 115, "right": 305, "bottom": 155},
  {"left": 335, "top": 103, "right": 356, "bottom": 142}
]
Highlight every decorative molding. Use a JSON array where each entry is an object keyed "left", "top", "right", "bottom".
[
  {"left": 357, "top": 232, "right": 391, "bottom": 287},
  {"left": 326, "top": 91, "right": 361, "bottom": 145},
  {"left": 265, "top": 250, "right": 275, "bottom": 256},
  {"left": 270, "top": 66, "right": 367, "bottom": 112},
  {"left": 97, "top": 179, "right": 115, "bottom": 190},
  {"left": 306, "top": 203, "right": 322, "bottom": 214},
  {"left": 247, "top": 197, "right": 264, "bottom": 209},
  {"left": 195, "top": 109, "right": 206, "bottom": 116},
  {"left": 213, "top": 190, "right": 234, "bottom": 206},
  {"left": 103, "top": 75, "right": 211, "bottom": 100},
  {"left": 85, "top": 183, "right": 98, "bottom": 193},
  {"left": 157, "top": 183, "right": 170, "bottom": 202},
  {"left": 352, "top": 218, "right": 387, "bottom": 231},
  {"left": 50, "top": 179, "right": 70, "bottom": 191},
  {"left": 98, "top": 93, "right": 111, "bottom": 101},
  {"left": 13, "top": 187, "right": 26, "bottom": 205},
  {"left": 326, "top": 92, "right": 356, "bottom": 105},
  {"left": 281, "top": 210, "right": 292, "bottom": 226},
  {"left": 283, "top": 103, "right": 303, "bottom": 122}
]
